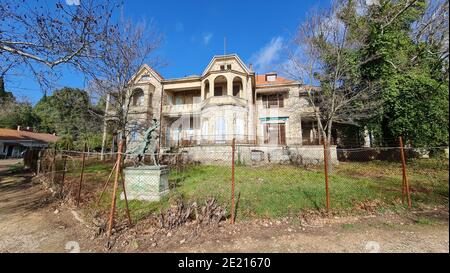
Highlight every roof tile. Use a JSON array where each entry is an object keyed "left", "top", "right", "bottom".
[{"left": 0, "top": 128, "right": 58, "bottom": 143}]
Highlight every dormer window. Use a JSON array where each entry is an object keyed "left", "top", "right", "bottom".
[
  {"left": 266, "top": 73, "right": 277, "bottom": 82},
  {"left": 227, "top": 64, "right": 232, "bottom": 70},
  {"left": 220, "top": 65, "right": 225, "bottom": 71}
]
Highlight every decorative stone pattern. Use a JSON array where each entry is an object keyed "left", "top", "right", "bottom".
[
  {"left": 121, "top": 165, "right": 169, "bottom": 202},
  {"left": 179, "top": 145, "right": 338, "bottom": 165}
]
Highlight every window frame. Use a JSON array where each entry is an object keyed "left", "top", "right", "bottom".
[{"left": 262, "top": 93, "right": 284, "bottom": 108}]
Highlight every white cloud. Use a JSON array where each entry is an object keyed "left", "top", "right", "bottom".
[
  {"left": 65, "top": 0, "right": 80, "bottom": 5},
  {"left": 251, "top": 37, "right": 284, "bottom": 73},
  {"left": 203, "top": 33, "right": 213, "bottom": 45}
]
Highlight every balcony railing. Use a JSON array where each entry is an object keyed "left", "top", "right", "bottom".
[
  {"left": 162, "top": 135, "right": 337, "bottom": 148},
  {"left": 162, "top": 103, "right": 201, "bottom": 116},
  {"left": 202, "top": 95, "right": 247, "bottom": 109},
  {"left": 164, "top": 135, "right": 256, "bottom": 148}
]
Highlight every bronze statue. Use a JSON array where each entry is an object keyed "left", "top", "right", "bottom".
[{"left": 127, "top": 118, "right": 159, "bottom": 166}]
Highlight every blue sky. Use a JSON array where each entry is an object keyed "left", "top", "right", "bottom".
[{"left": 7, "top": 0, "right": 329, "bottom": 104}]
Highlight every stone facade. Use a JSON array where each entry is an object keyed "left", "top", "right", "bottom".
[
  {"left": 106, "top": 54, "right": 334, "bottom": 163},
  {"left": 111, "top": 54, "right": 323, "bottom": 151}
]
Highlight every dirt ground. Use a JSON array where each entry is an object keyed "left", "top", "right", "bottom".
[{"left": 0, "top": 159, "right": 448, "bottom": 253}]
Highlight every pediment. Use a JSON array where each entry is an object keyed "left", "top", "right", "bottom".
[
  {"left": 130, "top": 64, "right": 163, "bottom": 84},
  {"left": 202, "top": 54, "right": 251, "bottom": 76}
]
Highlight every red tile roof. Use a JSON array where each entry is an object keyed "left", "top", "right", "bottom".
[
  {"left": 0, "top": 128, "right": 58, "bottom": 143},
  {"left": 255, "top": 74, "right": 296, "bottom": 86}
]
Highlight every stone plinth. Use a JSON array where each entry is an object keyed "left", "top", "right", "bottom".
[{"left": 121, "top": 165, "right": 169, "bottom": 202}]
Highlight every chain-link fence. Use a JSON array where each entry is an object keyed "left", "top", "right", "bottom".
[{"left": 32, "top": 141, "right": 449, "bottom": 226}]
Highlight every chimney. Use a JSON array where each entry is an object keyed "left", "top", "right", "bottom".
[
  {"left": 249, "top": 63, "right": 253, "bottom": 71},
  {"left": 266, "top": 72, "right": 278, "bottom": 82},
  {"left": 17, "top": 125, "right": 21, "bottom": 131}
]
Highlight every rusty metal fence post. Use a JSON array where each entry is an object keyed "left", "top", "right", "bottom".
[
  {"left": 77, "top": 142, "right": 87, "bottom": 206},
  {"left": 323, "top": 138, "right": 330, "bottom": 212},
  {"left": 107, "top": 139, "right": 124, "bottom": 238},
  {"left": 51, "top": 146, "right": 56, "bottom": 185},
  {"left": 399, "top": 136, "right": 412, "bottom": 208},
  {"left": 231, "top": 138, "right": 236, "bottom": 224},
  {"left": 60, "top": 145, "right": 68, "bottom": 196}
]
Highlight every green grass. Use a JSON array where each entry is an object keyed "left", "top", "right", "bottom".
[
  {"left": 415, "top": 217, "right": 437, "bottom": 225},
  {"left": 342, "top": 223, "right": 355, "bottom": 229},
  {"left": 68, "top": 158, "right": 449, "bottom": 221},
  {"left": 7, "top": 163, "right": 24, "bottom": 173}
]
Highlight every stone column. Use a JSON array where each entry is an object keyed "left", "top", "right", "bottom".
[
  {"left": 247, "top": 76, "right": 255, "bottom": 143},
  {"left": 227, "top": 75, "right": 233, "bottom": 96},
  {"left": 209, "top": 77, "right": 214, "bottom": 98},
  {"left": 201, "top": 81, "right": 205, "bottom": 101}
]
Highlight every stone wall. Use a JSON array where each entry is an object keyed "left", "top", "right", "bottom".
[{"left": 177, "top": 145, "right": 338, "bottom": 165}]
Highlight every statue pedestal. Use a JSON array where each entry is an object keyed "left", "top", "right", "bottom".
[{"left": 120, "top": 165, "right": 169, "bottom": 202}]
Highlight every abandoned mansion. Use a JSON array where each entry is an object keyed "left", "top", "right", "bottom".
[{"left": 105, "top": 54, "right": 360, "bottom": 163}]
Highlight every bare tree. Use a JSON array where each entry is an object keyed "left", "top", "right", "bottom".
[
  {"left": 85, "top": 19, "right": 162, "bottom": 154},
  {"left": 412, "top": 0, "right": 449, "bottom": 72},
  {"left": 0, "top": 0, "right": 116, "bottom": 92},
  {"left": 286, "top": 1, "right": 382, "bottom": 173}
]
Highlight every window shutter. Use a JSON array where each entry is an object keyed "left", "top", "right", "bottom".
[
  {"left": 264, "top": 124, "right": 269, "bottom": 144},
  {"left": 279, "top": 124, "right": 286, "bottom": 145},
  {"left": 262, "top": 95, "right": 267, "bottom": 108},
  {"left": 278, "top": 94, "right": 284, "bottom": 108}
]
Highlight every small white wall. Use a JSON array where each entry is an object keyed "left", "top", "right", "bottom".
[{"left": 178, "top": 145, "right": 338, "bottom": 165}]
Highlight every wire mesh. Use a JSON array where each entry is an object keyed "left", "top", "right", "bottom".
[{"left": 31, "top": 144, "right": 449, "bottom": 221}]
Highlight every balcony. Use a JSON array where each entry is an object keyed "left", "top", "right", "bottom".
[
  {"left": 162, "top": 103, "right": 201, "bottom": 117},
  {"left": 202, "top": 95, "right": 247, "bottom": 109}
]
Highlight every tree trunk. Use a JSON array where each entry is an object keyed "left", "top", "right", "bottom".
[
  {"left": 100, "top": 122, "right": 108, "bottom": 161},
  {"left": 325, "top": 121, "right": 333, "bottom": 175},
  {"left": 100, "top": 94, "right": 111, "bottom": 161},
  {"left": 325, "top": 140, "right": 333, "bottom": 175},
  {"left": 0, "top": 76, "right": 5, "bottom": 96}
]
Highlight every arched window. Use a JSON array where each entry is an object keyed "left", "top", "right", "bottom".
[
  {"left": 132, "top": 88, "right": 144, "bottom": 106},
  {"left": 213, "top": 76, "right": 227, "bottom": 97},
  {"left": 232, "top": 77, "right": 243, "bottom": 98}
]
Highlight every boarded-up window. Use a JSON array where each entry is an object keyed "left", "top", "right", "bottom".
[
  {"left": 175, "top": 95, "right": 183, "bottom": 105},
  {"left": 215, "top": 116, "right": 226, "bottom": 141},
  {"left": 235, "top": 118, "right": 244, "bottom": 138},
  {"left": 264, "top": 123, "right": 286, "bottom": 145},
  {"left": 262, "top": 94, "right": 284, "bottom": 108}
]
